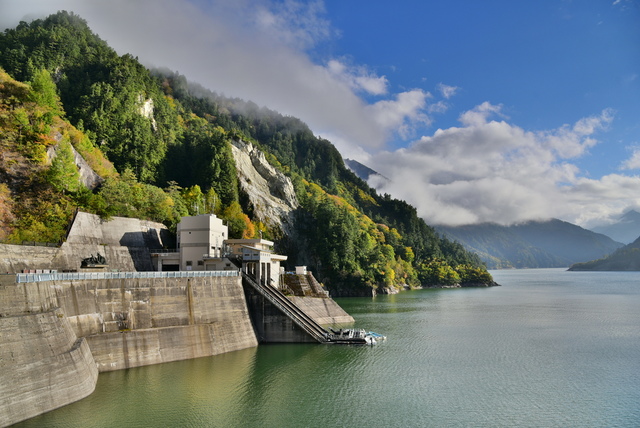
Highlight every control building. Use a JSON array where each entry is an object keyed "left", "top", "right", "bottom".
[{"left": 151, "top": 214, "right": 287, "bottom": 287}]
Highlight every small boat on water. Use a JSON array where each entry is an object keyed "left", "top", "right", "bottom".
[{"left": 329, "top": 328, "right": 386, "bottom": 345}]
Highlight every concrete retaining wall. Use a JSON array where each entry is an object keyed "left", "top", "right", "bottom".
[
  {"left": 287, "top": 296, "right": 354, "bottom": 325},
  {"left": 243, "top": 284, "right": 318, "bottom": 343},
  {"left": 0, "top": 212, "right": 173, "bottom": 274}
]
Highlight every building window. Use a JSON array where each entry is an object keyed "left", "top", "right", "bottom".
[
  {"left": 186, "top": 261, "right": 192, "bottom": 266},
  {"left": 197, "top": 260, "right": 204, "bottom": 266}
]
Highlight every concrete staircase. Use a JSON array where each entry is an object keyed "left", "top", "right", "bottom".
[{"left": 241, "top": 272, "right": 330, "bottom": 343}]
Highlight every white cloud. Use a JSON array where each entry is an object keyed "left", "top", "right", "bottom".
[
  {"left": 458, "top": 101, "right": 506, "bottom": 127},
  {"left": 252, "top": 0, "right": 333, "bottom": 50},
  {"left": 368, "top": 105, "right": 627, "bottom": 228},
  {"left": 437, "top": 83, "right": 459, "bottom": 99},
  {"left": 366, "top": 89, "right": 431, "bottom": 141},
  {"left": 326, "top": 59, "right": 389, "bottom": 95},
  {"left": 620, "top": 146, "right": 640, "bottom": 170},
  {"left": 0, "top": 0, "right": 429, "bottom": 150}
]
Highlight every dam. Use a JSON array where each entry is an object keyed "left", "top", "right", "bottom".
[
  {"left": 0, "top": 270, "right": 353, "bottom": 427},
  {"left": 0, "top": 212, "right": 354, "bottom": 427}
]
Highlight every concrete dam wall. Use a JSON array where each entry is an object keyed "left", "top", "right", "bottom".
[
  {"left": 56, "top": 274, "right": 259, "bottom": 372},
  {"left": 0, "top": 271, "right": 353, "bottom": 426},
  {"left": 0, "top": 273, "right": 258, "bottom": 427},
  {"left": 0, "top": 280, "right": 99, "bottom": 428}
]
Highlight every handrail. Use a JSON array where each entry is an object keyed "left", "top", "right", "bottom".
[
  {"left": 241, "top": 272, "right": 330, "bottom": 343},
  {"left": 16, "top": 270, "right": 240, "bottom": 283}
]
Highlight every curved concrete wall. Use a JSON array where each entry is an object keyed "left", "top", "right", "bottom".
[
  {"left": 0, "top": 307, "right": 98, "bottom": 427},
  {"left": 0, "top": 212, "right": 173, "bottom": 274}
]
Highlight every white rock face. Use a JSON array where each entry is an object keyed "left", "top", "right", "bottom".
[
  {"left": 230, "top": 139, "right": 298, "bottom": 236},
  {"left": 137, "top": 95, "right": 157, "bottom": 130},
  {"left": 46, "top": 137, "right": 103, "bottom": 190}
]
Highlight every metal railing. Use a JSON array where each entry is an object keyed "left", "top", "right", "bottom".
[{"left": 16, "top": 270, "right": 240, "bottom": 283}]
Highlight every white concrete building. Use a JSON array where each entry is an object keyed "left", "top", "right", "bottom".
[
  {"left": 150, "top": 215, "right": 288, "bottom": 288},
  {"left": 177, "top": 214, "right": 229, "bottom": 271},
  {"left": 225, "top": 238, "right": 288, "bottom": 288}
]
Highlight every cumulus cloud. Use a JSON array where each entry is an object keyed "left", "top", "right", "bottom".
[
  {"left": 326, "top": 59, "right": 389, "bottom": 95},
  {"left": 620, "top": 146, "right": 640, "bottom": 170},
  {"left": 459, "top": 101, "right": 507, "bottom": 127},
  {"left": 366, "top": 89, "right": 432, "bottom": 141},
  {"left": 368, "top": 105, "right": 633, "bottom": 228}
]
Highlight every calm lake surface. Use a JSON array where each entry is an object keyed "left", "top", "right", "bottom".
[{"left": 15, "top": 268, "right": 640, "bottom": 427}]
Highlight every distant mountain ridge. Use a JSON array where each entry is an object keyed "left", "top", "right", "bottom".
[
  {"left": 344, "top": 158, "right": 388, "bottom": 182},
  {"left": 438, "top": 219, "right": 623, "bottom": 269},
  {"left": 569, "top": 235, "right": 640, "bottom": 271},
  {"left": 591, "top": 210, "right": 640, "bottom": 244}
]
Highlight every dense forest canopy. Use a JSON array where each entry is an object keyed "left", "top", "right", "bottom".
[{"left": 0, "top": 11, "right": 493, "bottom": 294}]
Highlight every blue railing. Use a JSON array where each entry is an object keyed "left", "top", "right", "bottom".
[{"left": 16, "top": 270, "right": 239, "bottom": 283}]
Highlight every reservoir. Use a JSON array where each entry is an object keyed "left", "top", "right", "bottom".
[{"left": 13, "top": 268, "right": 640, "bottom": 427}]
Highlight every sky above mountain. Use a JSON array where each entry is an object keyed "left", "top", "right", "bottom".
[{"left": 2, "top": 0, "right": 639, "bottom": 228}]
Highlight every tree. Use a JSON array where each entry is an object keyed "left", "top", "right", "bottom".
[
  {"left": 29, "top": 69, "right": 62, "bottom": 124},
  {"left": 418, "top": 258, "right": 461, "bottom": 286},
  {"left": 47, "top": 139, "right": 81, "bottom": 193},
  {"left": 221, "top": 201, "right": 253, "bottom": 238},
  {"left": 181, "top": 184, "right": 204, "bottom": 216}
]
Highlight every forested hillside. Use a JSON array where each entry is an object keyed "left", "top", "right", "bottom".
[
  {"left": 0, "top": 11, "right": 494, "bottom": 294},
  {"left": 569, "top": 237, "right": 640, "bottom": 271}
]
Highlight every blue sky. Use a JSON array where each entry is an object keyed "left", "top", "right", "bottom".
[{"left": 2, "top": 0, "right": 639, "bottom": 228}]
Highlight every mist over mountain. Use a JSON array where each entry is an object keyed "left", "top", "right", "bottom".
[
  {"left": 438, "top": 219, "right": 623, "bottom": 269},
  {"left": 570, "top": 235, "right": 640, "bottom": 271},
  {"left": 344, "top": 158, "right": 388, "bottom": 183},
  {"left": 591, "top": 210, "right": 640, "bottom": 244}
]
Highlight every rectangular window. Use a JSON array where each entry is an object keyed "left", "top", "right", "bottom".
[
  {"left": 197, "top": 260, "right": 204, "bottom": 266},
  {"left": 186, "top": 261, "right": 192, "bottom": 266}
]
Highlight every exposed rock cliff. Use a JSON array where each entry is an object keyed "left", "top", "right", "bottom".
[
  {"left": 47, "top": 138, "right": 103, "bottom": 190},
  {"left": 230, "top": 139, "right": 298, "bottom": 236}
]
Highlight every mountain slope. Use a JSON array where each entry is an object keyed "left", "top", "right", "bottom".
[
  {"left": 569, "top": 236, "right": 640, "bottom": 271},
  {"left": 0, "top": 11, "right": 494, "bottom": 294},
  {"left": 438, "top": 219, "right": 623, "bottom": 269},
  {"left": 591, "top": 210, "right": 640, "bottom": 244},
  {"left": 344, "top": 158, "right": 388, "bottom": 182},
  {"left": 436, "top": 223, "right": 559, "bottom": 269}
]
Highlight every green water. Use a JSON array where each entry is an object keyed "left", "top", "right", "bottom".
[{"left": 14, "top": 269, "right": 640, "bottom": 427}]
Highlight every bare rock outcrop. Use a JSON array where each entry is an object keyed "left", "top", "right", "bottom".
[
  {"left": 230, "top": 139, "right": 298, "bottom": 236},
  {"left": 47, "top": 133, "right": 103, "bottom": 190}
]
